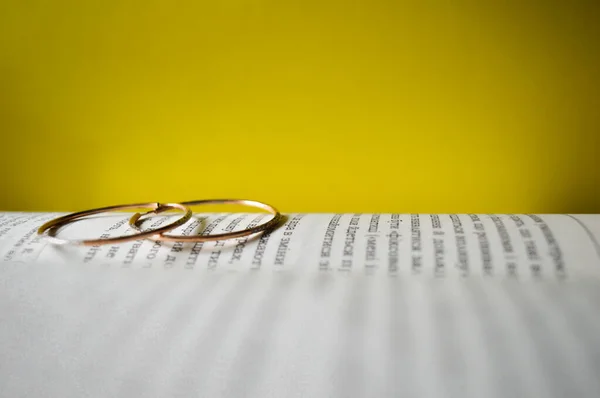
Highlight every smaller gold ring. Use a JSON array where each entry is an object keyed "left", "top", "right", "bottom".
[
  {"left": 38, "top": 202, "right": 192, "bottom": 246},
  {"left": 130, "top": 199, "right": 281, "bottom": 242}
]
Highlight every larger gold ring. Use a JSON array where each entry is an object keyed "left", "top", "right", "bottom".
[
  {"left": 38, "top": 202, "right": 192, "bottom": 246},
  {"left": 129, "top": 199, "right": 281, "bottom": 242}
]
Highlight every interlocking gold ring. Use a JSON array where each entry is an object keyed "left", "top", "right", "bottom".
[
  {"left": 38, "top": 202, "right": 192, "bottom": 246},
  {"left": 130, "top": 199, "right": 281, "bottom": 242}
]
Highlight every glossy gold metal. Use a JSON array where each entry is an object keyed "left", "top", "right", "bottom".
[
  {"left": 38, "top": 202, "right": 192, "bottom": 246},
  {"left": 130, "top": 199, "right": 281, "bottom": 242}
]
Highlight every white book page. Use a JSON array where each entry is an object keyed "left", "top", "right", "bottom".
[{"left": 1, "top": 212, "right": 600, "bottom": 397}]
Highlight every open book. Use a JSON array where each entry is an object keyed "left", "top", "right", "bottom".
[{"left": 2, "top": 212, "right": 600, "bottom": 397}]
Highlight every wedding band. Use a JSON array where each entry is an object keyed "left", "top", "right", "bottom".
[
  {"left": 130, "top": 199, "right": 281, "bottom": 242},
  {"left": 38, "top": 202, "right": 192, "bottom": 246}
]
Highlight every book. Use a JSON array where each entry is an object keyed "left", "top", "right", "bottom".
[{"left": 1, "top": 211, "right": 600, "bottom": 397}]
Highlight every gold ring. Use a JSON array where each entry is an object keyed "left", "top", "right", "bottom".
[
  {"left": 130, "top": 199, "right": 281, "bottom": 242},
  {"left": 38, "top": 202, "right": 192, "bottom": 246}
]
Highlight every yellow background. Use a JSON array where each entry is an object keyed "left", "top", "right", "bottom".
[{"left": 1, "top": 1, "right": 598, "bottom": 213}]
